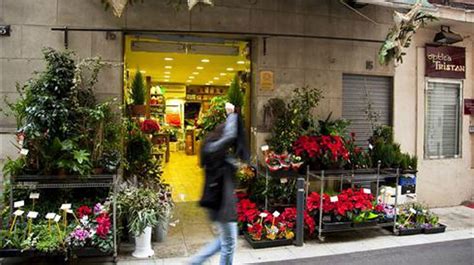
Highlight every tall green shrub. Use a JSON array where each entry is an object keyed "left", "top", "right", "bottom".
[
  {"left": 226, "top": 75, "right": 244, "bottom": 108},
  {"left": 130, "top": 71, "right": 146, "bottom": 105}
]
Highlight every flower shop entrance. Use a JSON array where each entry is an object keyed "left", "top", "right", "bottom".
[{"left": 123, "top": 34, "right": 251, "bottom": 202}]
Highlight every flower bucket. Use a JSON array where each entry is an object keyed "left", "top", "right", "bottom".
[
  {"left": 153, "top": 219, "right": 169, "bottom": 243},
  {"left": 132, "top": 226, "right": 154, "bottom": 258}
]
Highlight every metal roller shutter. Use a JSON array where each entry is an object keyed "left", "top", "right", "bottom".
[
  {"left": 342, "top": 74, "right": 393, "bottom": 147},
  {"left": 424, "top": 81, "right": 461, "bottom": 158}
]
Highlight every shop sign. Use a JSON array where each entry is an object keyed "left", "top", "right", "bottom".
[
  {"left": 260, "top": 71, "right": 274, "bottom": 91},
  {"left": 464, "top": 99, "right": 474, "bottom": 115},
  {"left": 425, "top": 45, "right": 465, "bottom": 79}
]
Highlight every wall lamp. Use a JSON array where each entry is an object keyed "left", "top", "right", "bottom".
[{"left": 433, "top": 26, "right": 463, "bottom": 44}]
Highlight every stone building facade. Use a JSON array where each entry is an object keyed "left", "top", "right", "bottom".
[{"left": 0, "top": 0, "right": 472, "bottom": 206}]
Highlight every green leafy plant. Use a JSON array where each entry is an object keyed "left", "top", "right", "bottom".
[
  {"left": 379, "top": 2, "right": 437, "bottom": 65},
  {"left": 318, "top": 113, "right": 351, "bottom": 137},
  {"left": 267, "top": 86, "right": 323, "bottom": 153},
  {"left": 1, "top": 48, "right": 121, "bottom": 177},
  {"left": 36, "top": 233, "right": 62, "bottom": 253},
  {"left": 227, "top": 75, "right": 244, "bottom": 109},
  {"left": 130, "top": 71, "right": 146, "bottom": 105},
  {"left": 353, "top": 211, "right": 379, "bottom": 223},
  {"left": 116, "top": 186, "right": 162, "bottom": 236},
  {"left": 197, "top": 96, "right": 227, "bottom": 138},
  {"left": 369, "top": 125, "right": 417, "bottom": 170}
]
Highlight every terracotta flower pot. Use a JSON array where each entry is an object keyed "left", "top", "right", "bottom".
[{"left": 130, "top": 105, "right": 146, "bottom": 116}]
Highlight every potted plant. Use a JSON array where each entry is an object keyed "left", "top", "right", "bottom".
[
  {"left": 422, "top": 213, "right": 446, "bottom": 234},
  {"left": 289, "top": 155, "right": 303, "bottom": 170},
  {"left": 116, "top": 186, "right": 160, "bottom": 258},
  {"left": 129, "top": 71, "right": 146, "bottom": 116},
  {"left": 150, "top": 182, "right": 174, "bottom": 243},
  {"left": 140, "top": 119, "right": 161, "bottom": 144},
  {"left": 235, "top": 164, "right": 256, "bottom": 190}
]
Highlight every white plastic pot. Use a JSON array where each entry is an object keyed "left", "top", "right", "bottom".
[{"left": 132, "top": 226, "right": 154, "bottom": 258}]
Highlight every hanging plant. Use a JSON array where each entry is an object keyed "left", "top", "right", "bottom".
[
  {"left": 100, "top": 0, "right": 213, "bottom": 17},
  {"left": 378, "top": 2, "right": 437, "bottom": 66}
]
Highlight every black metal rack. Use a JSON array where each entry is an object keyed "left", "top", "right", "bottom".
[
  {"left": 307, "top": 167, "right": 403, "bottom": 241},
  {"left": 4, "top": 174, "right": 118, "bottom": 262}
]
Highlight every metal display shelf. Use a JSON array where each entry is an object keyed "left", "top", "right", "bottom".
[
  {"left": 6, "top": 174, "right": 118, "bottom": 263},
  {"left": 307, "top": 165, "right": 408, "bottom": 242},
  {"left": 316, "top": 222, "right": 395, "bottom": 233}
]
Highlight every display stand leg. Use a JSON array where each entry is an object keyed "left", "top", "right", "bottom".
[
  {"left": 295, "top": 177, "right": 305, "bottom": 247},
  {"left": 318, "top": 170, "right": 325, "bottom": 242},
  {"left": 339, "top": 175, "right": 343, "bottom": 192},
  {"left": 9, "top": 183, "right": 13, "bottom": 214},
  {"left": 113, "top": 174, "right": 118, "bottom": 263},
  {"left": 264, "top": 166, "right": 268, "bottom": 211},
  {"left": 305, "top": 166, "right": 310, "bottom": 203},
  {"left": 376, "top": 161, "right": 381, "bottom": 199},
  {"left": 393, "top": 168, "right": 400, "bottom": 234}
]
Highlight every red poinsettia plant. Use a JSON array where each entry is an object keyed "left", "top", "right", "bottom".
[
  {"left": 306, "top": 188, "right": 375, "bottom": 222},
  {"left": 140, "top": 119, "right": 160, "bottom": 134},
  {"left": 293, "top": 135, "right": 350, "bottom": 169}
]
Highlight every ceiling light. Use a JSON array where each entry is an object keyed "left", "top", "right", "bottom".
[
  {"left": 237, "top": 60, "right": 245, "bottom": 64},
  {"left": 139, "top": 70, "right": 146, "bottom": 74},
  {"left": 196, "top": 66, "right": 204, "bottom": 70},
  {"left": 226, "top": 67, "right": 234, "bottom": 71},
  {"left": 164, "top": 75, "right": 170, "bottom": 78},
  {"left": 213, "top": 77, "right": 219, "bottom": 80},
  {"left": 220, "top": 73, "right": 227, "bottom": 76},
  {"left": 164, "top": 57, "right": 174, "bottom": 61},
  {"left": 189, "top": 76, "right": 195, "bottom": 79},
  {"left": 186, "top": 80, "right": 192, "bottom": 83},
  {"left": 164, "top": 71, "right": 171, "bottom": 74},
  {"left": 209, "top": 81, "right": 214, "bottom": 84},
  {"left": 226, "top": 83, "right": 231, "bottom": 86},
  {"left": 201, "top": 59, "right": 210, "bottom": 63},
  {"left": 164, "top": 79, "right": 170, "bottom": 82},
  {"left": 192, "top": 72, "right": 199, "bottom": 75},
  {"left": 205, "top": 82, "right": 211, "bottom": 85},
  {"left": 165, "top": 66, "right": 172, "bottom": 69}
]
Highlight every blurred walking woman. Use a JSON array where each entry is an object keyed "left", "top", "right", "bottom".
[{"left": 190, "top": 103, "right": 249, "bottom": 265}]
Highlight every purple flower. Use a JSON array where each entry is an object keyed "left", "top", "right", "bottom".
[
  {"left": 94, "top": 203, "right": 103, "bottom": 215},
  {"left": 71, "top": 228, "right": 91, "bottom": 241}
]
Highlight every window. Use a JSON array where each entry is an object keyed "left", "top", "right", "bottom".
[
  {"left": 342, "top": 74, "right": 393, "bottom": 147},
  {"left": 424, "top": 81, "right": 461, "bottom": 159}
]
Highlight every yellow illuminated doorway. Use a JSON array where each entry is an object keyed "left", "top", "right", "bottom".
[{"left": 124, "top": 34, "right": 251, "bottom": 202}]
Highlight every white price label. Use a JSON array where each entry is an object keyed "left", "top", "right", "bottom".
[
  {"left": 273, "top": 211, "right": 280, "bottom": 217},
  {"left": 66, "top": 209, "right": 73, "bottom": 214},
  {"left": 20, "top": 148, "right": 29, "bottom": 155},
  {"left": 14, "top": 200, "right": 24, "bottom": 208},
  {"left": 280, "top": 178, "right": 288, "bottom": 184},
  {"left": 259, "top": 212, "right": 268, "bottom": 218},
  {"left": 261, "top": 145, "right": 269, "bottom": 151},
  {"left": 13, "top": 209, "right": 24, "bottom": 216},
  {"left": 54, "top": 215, "right": 61, "bottom": 222},
  {"left": 409, "top": 208, "right": 417, "bottom": 214},
  {"left": 60, "top": 203, "right": 71, "bottom": 210},
  {"left": 363, "top": 188, "right": 371, "bottom": 194},
  {"left": 45, "top": 213, "right": 56, "bottom": 220},
  {"left": 27, "top": 211, "right": 39, "bottom": 219},
  {"left": 330, "top": 196, "right": 339, "bottom": 202},
  {"left": 29, "top": 193, "right": 40, "bottom": 199}
]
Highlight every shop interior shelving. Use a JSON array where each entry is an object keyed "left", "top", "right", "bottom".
[
  {"left": 4, "top": 174, "right": 118, "bottom": 262},
  {"left": 308, "top": 167, "right": 403, "bottom": 242}
]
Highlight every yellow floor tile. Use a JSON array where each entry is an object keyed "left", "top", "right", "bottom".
[{"left": 162, "top": 151, "right": 204, "bottom": 202}]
